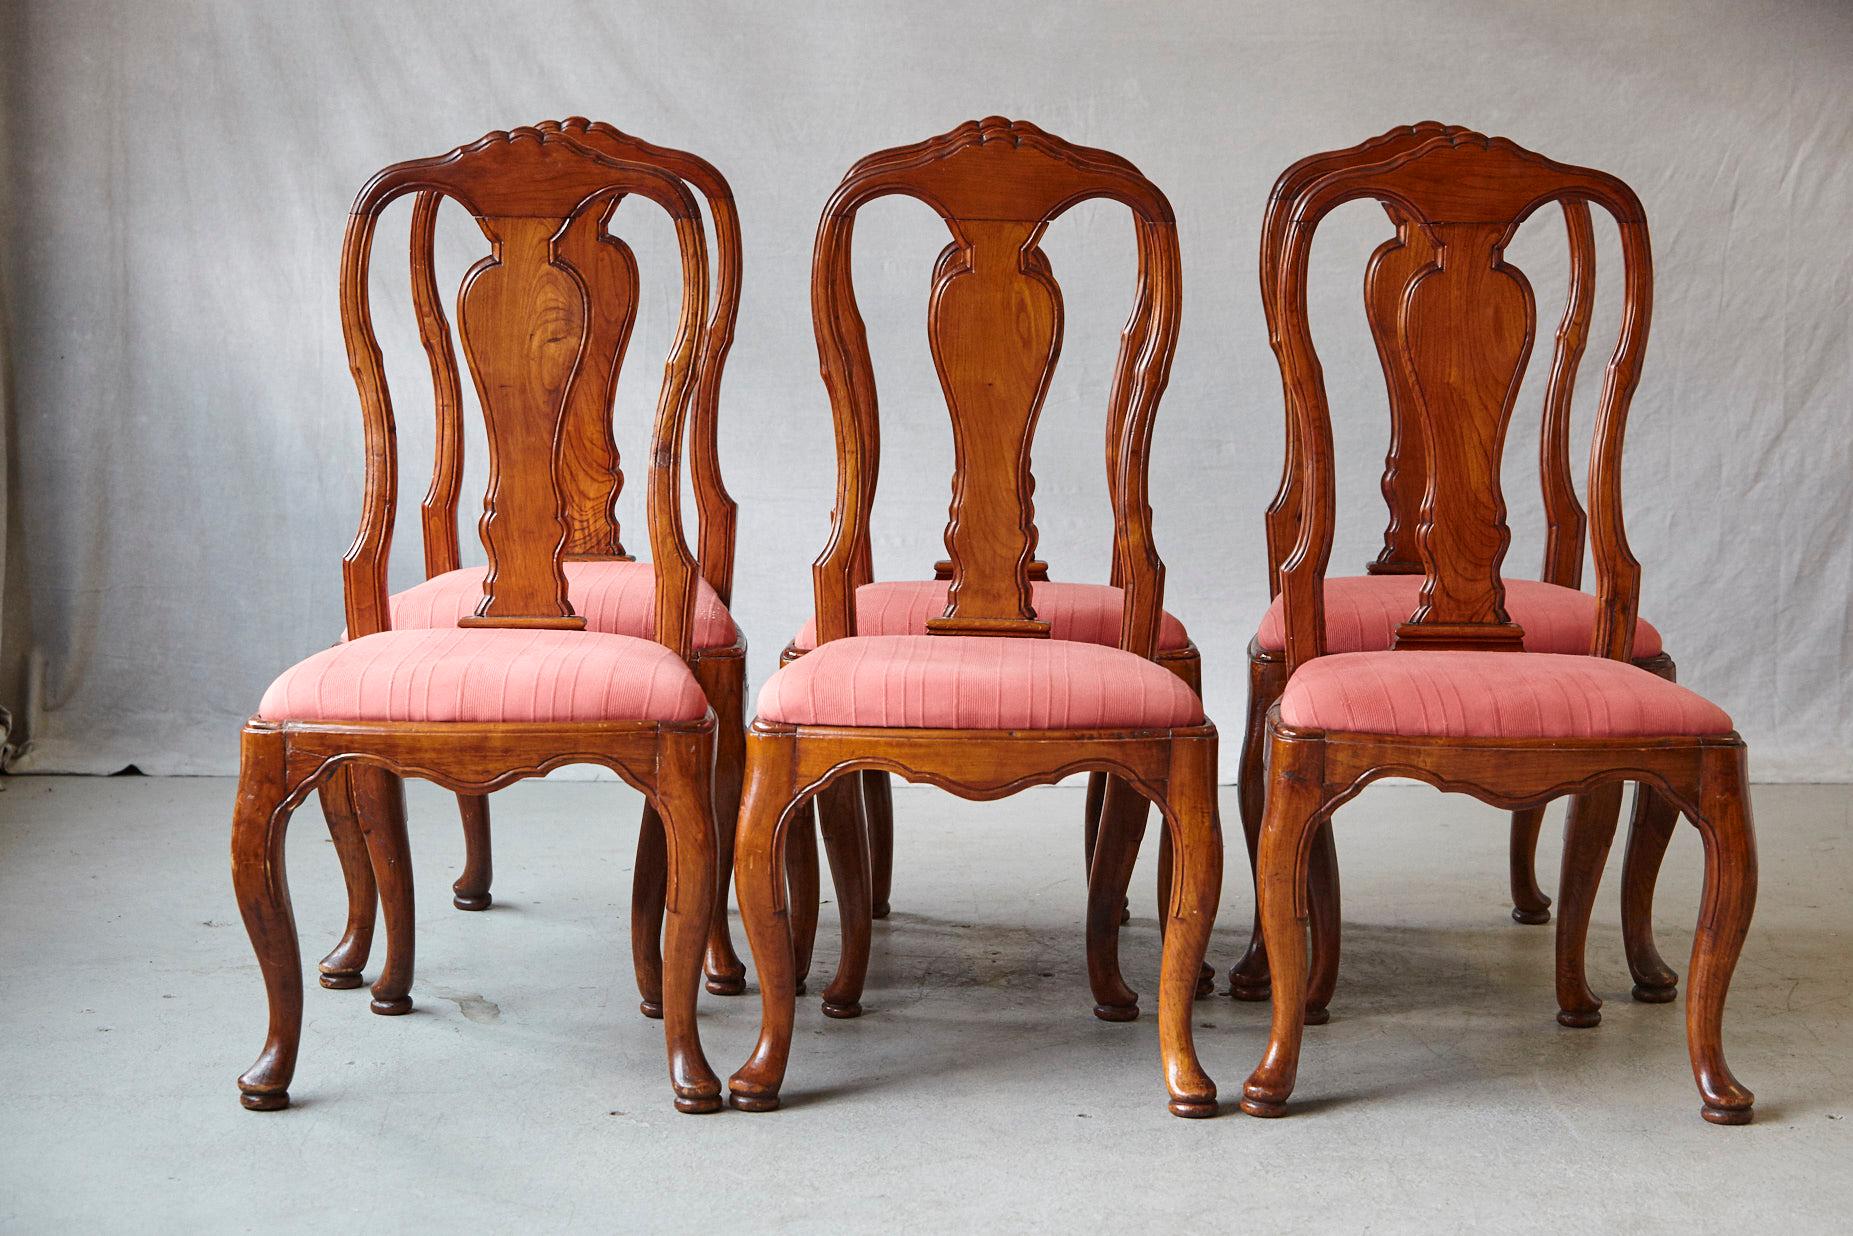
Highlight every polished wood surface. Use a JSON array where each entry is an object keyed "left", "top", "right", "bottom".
[
  {"left": 776, "top": 110, "right": 1208, "bottom": 997},
  {"left": 729, "top": 119, "right": 1220, "bottom": 1118},
  {"left": 316, "top": 118, "right": 750, "bottom": 996},
  {"left": 1239, "top": 125, "right": 1755, "bottom": 1125},
  {"left": 1228, "top": 120, "right": 1681, "bottom": 1006},
  {"left": 235, "top": 126, "right": 724, "bottom": 1113}
]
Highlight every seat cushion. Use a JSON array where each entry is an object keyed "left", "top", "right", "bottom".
[
  {"left": 758, "top": 635, "right": 1203, "bottom": 729},
  {"left": 258, "top": 629, "right": 708, "bottom": 724},
  {"left": 1255, "top": 575, "right": 1663, "bottom": 658},
  {"left": 1279, "top": 651, "right": 1731, "bottom": 739},
  {"left": 386, "top": 561, "right": 737, "bottom": 649},
  {"left": 790, "top": 579, "right": 1190, "bottom": 651}
]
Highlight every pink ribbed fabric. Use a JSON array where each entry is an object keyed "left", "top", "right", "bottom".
[
  {"left": 1279, "top": 651, "right": 1730, "bottom": 739},
  {"left": 790, "top": 580, "right": 1190, "bottom": 651},
  {"left": 1255, "top": 576, "right": 1663, "bottom": 657},
  {"left": 382, "top": 562, "right": 736, "bottom": 649},
  {"left": 258, "top": 629, "right": 707, "bottom": 724},
  {"left": 757, "top": 635, "right": 1204, "bottom": 729}
]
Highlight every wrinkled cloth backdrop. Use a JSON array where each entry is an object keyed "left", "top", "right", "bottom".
[{"left": 1, "top": 0, "right": 1849, "bottom": 778}]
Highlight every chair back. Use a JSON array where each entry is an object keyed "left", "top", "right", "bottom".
[
  {"left": 810, "top": 117, "right": 1182, "bottom": 658},
  {"left": 1265, "top": 125, "right": 1653, "bottom": 674},
  {"left": 339, "top": 126, "right": 709, "bottom": 656},
  {"left": 405, "top": 118, "right": 743, "bottom": 604}
]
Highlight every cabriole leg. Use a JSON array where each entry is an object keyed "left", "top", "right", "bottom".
[
  {"left": 1304, "top": 820, "right": 1340, "bottom": 1024},
  {"left": 1228, "top": 654, "right": 1278, "bottom": 1000},
  {"left": 631, "top": 805, "right": 668, "bottom": 1019},
  {"left": 315, "top": 766, "right": 376, "bottom": 989},
  {"left": 729, "top": 743, "right": 801, "bottom": 1113},
  {"left": 817, "top": 779, "right": 872, "bottom": 1018},
  {"left": 1687, "top": 747, "right": 1757, "bottom": 1126},
  {"left": 452, "top": 793, "right": 493, "bottom": 911},
  {"left": 1086, "top": 777, "right": 1149, "bottom": 1021},
  {"left": 1622, "top": 784, "right": 1680, "bottom": 1002},
  {"left": 1555, "top": 784, "right": 1624, "bottom": 1027},
  {"left": 354, "top": 767, "right": 413, "bottom": 1016},
  {"left": 234, "top": 728, "right": 301, "bottom": 1111},
  {"left": 786, "top": 800, "right": 820, "bottom": 994},
  {"left": 1241, "top": 734, "right": 1327, "bottom": 1119},
  {"left": 654, "top": 735, "right": 723, "bottom": 1114},
  {"left": 1158, "top": 739, "right": 1221, "bottom": 1118},
  {"left": 1508, "top": 806, "right": 1552, "bottom": 924},
  {"left": 862, "top": 771, "right": 894, "bottom": 920},
  {"left": 697, "top": 654, "right": 749, "bottom": 993},
  {"left": 1623, "top": 654, "right": 1683, "bottom": 1002}
]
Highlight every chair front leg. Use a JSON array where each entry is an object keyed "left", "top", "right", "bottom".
[
  {"left": 1554, "top": 783, "right": 1625, "bottom": 1026},
  {"left": 1688, "top": 745, "right": 1757, "bottom": 1125},
  {"left": 452, "top": 793, "right": 493, "bottom": 910},
  {"left": 234, "top": 729, "right": 302, "bottom": 1111},
  {"left": 817, "top": 779, "right": 872, "bottom": 1018},
  {"left": 653, "top": 735, "right": 724, "bottom": 1114},
  {"left": 1240, "top": 735, "right": 1328, "bottom": 1118},
  {"left": 315, "top": 766, "right": 377, "bottom": 989},
  {"left": 354, "top": 767, "right": 414, "bottom": 1016},
  {"left": 729, "top": 745, "right": 802, "bottom": 1112},
  {"left": 1158, "top": 739, "right": 1221, "bottom": 1118}
]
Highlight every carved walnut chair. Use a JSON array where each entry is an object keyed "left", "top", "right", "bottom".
[
  {"left": 1237, "top": 127, "right": 1756, "bottom": 1125},
  {"left": 233, "top": 127, "right": 725, "bottom": 1113},
  {"left": 1227, "top": 123, "right": 1686, "bottom": 1019},
  {"left": 727, "top": 118, "right": 1222, "bottom": 1118},
  {"left": 313, "top": 118, "right": 752, "bottom": 1007},
  {"left": 772, "top": 145, "right": 1208, "bottom": 1008}
]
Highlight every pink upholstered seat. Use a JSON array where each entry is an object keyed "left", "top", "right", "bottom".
[
  {"left": 1256, "top": 575, "right": 1663, "bottom": 658},
  {"left": 790, "top": 580, "right": 1190, "bottom": 652},
  {"left": 385, "top": 561, "right": 737, "bottom": 649},
  {"left": 1278, "top": 651, "right": 1730, "bottom": 739},
  {"left": 259, "top": 628, "right": 708, "bottom": 724},
  {"left": 757, "top": 635, "right": 1204, "bottom": 730}
]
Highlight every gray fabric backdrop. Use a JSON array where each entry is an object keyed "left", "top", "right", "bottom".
[{"left": 1, "top": 0, "right": 1849, "bottom": 779}]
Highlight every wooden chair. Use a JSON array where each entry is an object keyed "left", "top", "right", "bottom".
[
  {"left": 313, "top": 118, "right": 752, "bottom": 1007},
  {"left": 1227, "top": 123, "right": 1685, "bottom": 1018},
  {"left": 1238, "top": 125, "right": 1756, "bottom": 1124},
  {"left": 726, "top": 118, "right": 1221, "bottom": 1118},
  {"left": 232, "top": 127, "right": 725, "bottom": 1113}
]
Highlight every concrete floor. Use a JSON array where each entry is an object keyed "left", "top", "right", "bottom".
[{"left": 0, "top": 775, "right": 1848, "bottom": 1232}]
